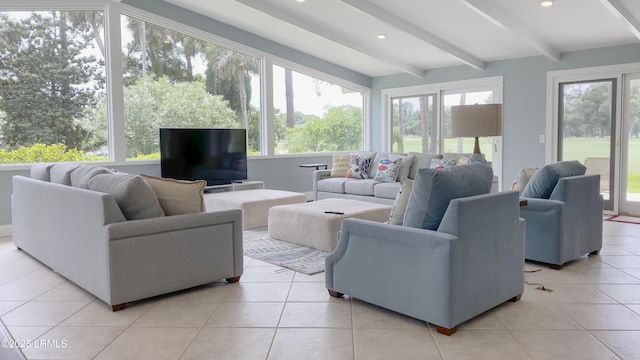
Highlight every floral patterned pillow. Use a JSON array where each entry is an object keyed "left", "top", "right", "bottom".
[
  {"left": 373, "top": 158, "right": 402, "bottom": 182},
  {"left": 429, "top": 158, "right": 457, "bottom": 170},
  {"left": 346, "top": 154, "right": 374, "bottom": 179}
]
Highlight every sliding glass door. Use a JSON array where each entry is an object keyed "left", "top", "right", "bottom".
[
  {"left": 620, "top": 75, "right": 640, "bottom": 215},
  {"left": 558, "top": 79, "right": 616, "bottom": 211}
]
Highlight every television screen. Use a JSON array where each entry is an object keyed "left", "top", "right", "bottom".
[{"left": 160, "top": 128, "right": 247, "bottom": 186}]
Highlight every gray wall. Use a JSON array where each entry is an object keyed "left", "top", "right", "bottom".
[{"left": 371, "top": 44, "right": 640, "bottom": 190}]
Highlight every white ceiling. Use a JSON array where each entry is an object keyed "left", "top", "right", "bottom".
[{"left": 161, "top": 0, "right": 640, "bottom": 77}]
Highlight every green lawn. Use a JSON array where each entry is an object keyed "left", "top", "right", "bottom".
[{"left": 398, "top": 135, "right": 640, "bottom": 192}]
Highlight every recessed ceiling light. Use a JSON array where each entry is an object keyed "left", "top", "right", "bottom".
[
  {"left": 540, "top": 0, "right": 556, "bottom": 7},
  {"left": 377, "top": 34, "right": 387, "bottom": 40},
  {"left": 296, "top": 0, "right": 305, "bottom": 2}
]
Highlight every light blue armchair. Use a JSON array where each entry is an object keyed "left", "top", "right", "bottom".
[
  {"left": 325, "top": 190, "right": 525, "bottom": 336},
  {"left": 520, "top": 174, "right": 603, "bottom": 269}
]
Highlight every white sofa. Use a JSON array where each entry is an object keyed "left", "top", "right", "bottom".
[
  {"left": 313, "top": 152, "right": 497, "bottom": 205},
  {"left": 11, "top": 164, "right": 244, "bottom": 311}
]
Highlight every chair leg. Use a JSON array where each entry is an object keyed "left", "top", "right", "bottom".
[
  {"left": 510, "top": 293, "right": 522, "bottom": 302},
  {"left": 327, "top": 289, "right": 344, "bottom": 298},
  {"left": 226, "top": 276, "right": 241, "bottom": 283},
  {"left": 435, "top": 325, "right": 458, "bottom": 336},
  {"left": 111, "top": 303, "right": 126, "bottom": 311}
]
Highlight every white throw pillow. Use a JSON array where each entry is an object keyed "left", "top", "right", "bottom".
[
  {"left": 140, "top": 174, "right": 206, "bottom": 215},
  {"left": 388, "top": 177, "right": 414, "bottom": 225},
  {"left": 512, "top": 168, "right": 538, "bottom": 193},
  {"left": 330, "top": 154, "right": 350, "bottom": 177},
  {"left": 373, "top": 158, "right": 402, "bottom": 183}
]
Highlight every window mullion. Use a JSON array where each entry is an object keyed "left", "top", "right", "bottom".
[{"left": 105, "top": 2, "right": 126, "bottom": 163}]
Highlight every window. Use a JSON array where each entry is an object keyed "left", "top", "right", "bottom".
[
  {"left": 390, "top": 94, "right": 437, "bottom": 154},
  {"left": 121, "top": 14, "right": 261, "bottom": 159},
  {"left": 0, "top": 10, "right": 107, "bottom": 163},
  {"left": 0, "top": 3, "right": 370, "bottom": 165},
  {"left": 272, "top": 65, "right": 364, "bottom": 154}
]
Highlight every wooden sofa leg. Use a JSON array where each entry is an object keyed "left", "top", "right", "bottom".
[
  {"left": 510, "top": 293, "right": 522, "bottom": 302},
  {"left": 589, "top": 250, "right": 600, "bottom": 256},
  {"left": 548, "top": 263, "right": 564, "bottom": 270},
  {"left": 435, "top": 325, "right": 457, "bottom": 336},
  {"left": 111, "top": 303, "right": 126, "bottom": 312},
  {"left": 226, "top": 276, "right": 241, "bottom": 283},
  {"left": 327, "top": 289, "right": 344, "bottom": 298}
]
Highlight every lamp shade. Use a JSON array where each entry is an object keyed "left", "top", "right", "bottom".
[{"left": 451, "top": 104, "right": 502, "bottom": 138}]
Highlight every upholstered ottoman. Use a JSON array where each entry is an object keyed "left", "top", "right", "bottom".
[
  {"left": 268, "top": 199, "right": 392, "bottom": 252},
  {"left": 204, "top": 189, "right": 307, "bottom": 230}
]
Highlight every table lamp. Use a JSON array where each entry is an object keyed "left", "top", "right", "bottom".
[{"left": 450, "top": 104, "right": 502, "bottom": 164}]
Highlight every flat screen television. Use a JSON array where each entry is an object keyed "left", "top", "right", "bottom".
[{"left": 160, "top": 128, "right": 247, "bottom": 186}]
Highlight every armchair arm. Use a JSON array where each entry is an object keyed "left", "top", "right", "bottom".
[
  {"left": 326, "top": 218, "right": 456, "bottom": 324},
  {"left": 519, "top": 198, "right": 565, "bottom": 264}
]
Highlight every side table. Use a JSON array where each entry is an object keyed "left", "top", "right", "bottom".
[{"left": 299, "top": 163, "right": 328, "bottom": 170}]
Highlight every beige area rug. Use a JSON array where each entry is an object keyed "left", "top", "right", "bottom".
[
  {"left": 243, "top": 229, "right": 328, "bottom": 275},
  {"left": 605, "top": 215, "right": 640, "bottom": 224}
]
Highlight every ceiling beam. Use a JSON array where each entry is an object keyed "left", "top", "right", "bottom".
[
  {"left": 343, "top": 0, "right": 485, "bottom": 70},
  {"left": 235, "top": 0, "right": 424, "bottom": 77},
  {"left": 461, "top": 0, "right": 561, "bottom": 62},
  {"left": 600, "top": 0, "right": 640, "bottom": 40}
]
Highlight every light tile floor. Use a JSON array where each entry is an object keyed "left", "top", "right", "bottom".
[{"left": 1, "top": 219, "right": 640, "bottom": 359}]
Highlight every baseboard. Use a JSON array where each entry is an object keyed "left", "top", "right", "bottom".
[{"left": 0, "top": 225, "right": 12, "bottom": 238}]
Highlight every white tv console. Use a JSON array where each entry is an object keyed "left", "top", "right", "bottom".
[{"left": 204, "top": 180, "right": 264, "bottom": 193}]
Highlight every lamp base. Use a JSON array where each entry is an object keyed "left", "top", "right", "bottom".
[{"left": 466, "top": 153, "right": 488, "bottom": 165}]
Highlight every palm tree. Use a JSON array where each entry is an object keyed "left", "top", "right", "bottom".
[
  {"left": 204, "top": 46, "right": 259, "bottom": 128},
  {"left": 69, "top": 10, "right": 105, "bottom": 59}
]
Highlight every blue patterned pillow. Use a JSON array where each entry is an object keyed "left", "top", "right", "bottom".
[
  {"left": 346, "top": 154, "right": 374, "bottom": 179},
  {"left": 374, "top": 158, "right": 402, "bottom": 182}
]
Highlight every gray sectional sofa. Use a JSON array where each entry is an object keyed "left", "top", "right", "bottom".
[
  {"left": 313, "top": 152, "right": 498, "bottom": 205},
  {"left": 11, "top": 163, "right": 244, "bottom": 311}
]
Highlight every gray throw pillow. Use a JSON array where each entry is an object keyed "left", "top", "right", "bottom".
[
  {"left": 30, "top": 163, "right": 55, "bottom": 181},
  {"left": 402, "top": 163, "right": 493, "bottom": 230},
  {"left": 521, "top": 160, "right": 586, "bottom": 199},
  {"left": 70, "top": 165, "right": 112, "bottom": 189},
  {"left": 49, "top": 163, "right": 81, "bottom": 185},
  {"left": 88, "top": 173, "right": 165, "bottom": 220}
]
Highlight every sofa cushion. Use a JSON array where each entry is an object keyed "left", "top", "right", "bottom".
[
  {"left": 344, "top": 179, "right": 379, "bottom": 196},
  {"left": 373, "top": 181, "right": 401, "bottom": 200},
  {"left": 403, "top": 163, "right": 493, "bottom": 230},
  {"left": 389, "top": 178, "right": 414, "bottom": 225},
  {"left": 317, "top": 178, "right": 355, "bottom": 194},
  {"left": 88, "top": 173, "right": 165, "bottom": 220},
  {"left": 49, "top": 163, "right": 81, "bottom": 185},
  {"left": 373, "top": 158, "right": 402, "bottom": 182},
  {"left": 407, "top": 152, "right": 443, "bottom": 180},
  {"left": 140, "top": 174, "right": 206, "bottom": 215},
  {"left": 521, "top": 161, "right": 586, "bottom": 199},
  {"left": 70, "top": 165, "right": 112, "bottom": 189},
  {"left": 330, "top": 154, "right": 350, "bottom": 177},
  {"left": 346, "top": 153, "right": 374, "bottom": 179},
  {"left": 30, "top": 163, "right": 55, "bottom": 181}
]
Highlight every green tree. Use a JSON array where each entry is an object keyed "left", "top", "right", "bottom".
[
  {"left": 0, "top": 11, "right": 100, "bottom": 151},
  {"left": 283, "top": 105, "right": 362, "bottom": 152},
  {"left": 120, "top": 76, "right": 237, "bottom": 157}
]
